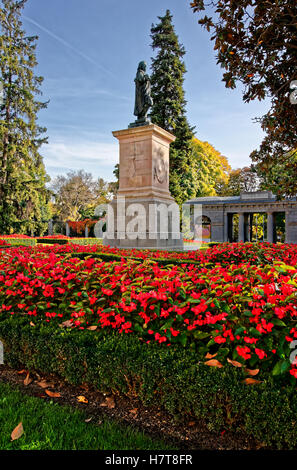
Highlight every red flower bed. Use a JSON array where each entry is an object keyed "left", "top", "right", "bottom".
[
  {"left": 0, "top": 243, "right": 297, "bottom": 381},
  {"left": 0, "top": 240, "right": 8, "bottom": 246}
]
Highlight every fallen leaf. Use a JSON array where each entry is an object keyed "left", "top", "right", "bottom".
[
  {"left": 243, "top": 378, "right": 261, "bottom": 385},
  {"left": 85, "top": 417, "right": 92, "bottom": 423},
  {"left": 17, "top": 370, "right": 27, "bottom": 375},
  {"left": 30, "top": 321, "right": 35, "bottom": 327},
  {"left": 205, "top": 352, "right": 217, "bottom": 359},
  {"left": 24, "top": 373, "right": 33, "bottom": 386},
  {"left": 45, "top": 390, "right": 61, "bottom": 398},
  {"left": 129, "top": 408, "right": 138, "bottom": 416},
  {"left": 100, "top": 396, "right": 115, "bottom": 409},
  {"left": 87, "top": 326, "right": 98, "bottom": 331},
  {"left": 227, "top": 358, "right": 243, "bottom": 368},
  {"left": 59, "top": 320, "right": 73, "bottom": 328},
  {"left": 204, "top": 359, "right": 223, "bottom": 368},
  {"left": 246, "top": 368, "right": 259, "bottom": 376},
  {"left": 77, "top": 396, "right": 88, "bottom": 404},
  {"left": 188, "top": 421, "right": 196, "bottom": 427},
  {"left": 36, "top": 380, "right": 52, "bottom": 389},
  {"left": 11, "top": 422, "right": 24, "bottom": 441}
]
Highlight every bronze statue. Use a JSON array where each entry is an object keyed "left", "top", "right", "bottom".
[{"left": 129, "top": 61, "right": 153, "bottom": 128}]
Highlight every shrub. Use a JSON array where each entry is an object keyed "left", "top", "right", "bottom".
[{"left": 0, "top": 317, "right": 297, "bottom": 449}]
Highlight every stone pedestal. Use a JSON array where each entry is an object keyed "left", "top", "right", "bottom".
[{"left": 104, "top": 124, "right": 183, "bottom": 250}]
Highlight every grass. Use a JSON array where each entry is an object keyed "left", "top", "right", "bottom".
[{"left": 0, "top": 382, "right": 175, "bottom": 450}]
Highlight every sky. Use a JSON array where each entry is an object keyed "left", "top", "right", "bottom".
[{"left": 21, "top": 0, "right": 271, "bottom": 183}]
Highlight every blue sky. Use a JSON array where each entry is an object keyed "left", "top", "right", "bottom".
[{"left": 22, "top": 0, "right": 270, "bottom": 182}]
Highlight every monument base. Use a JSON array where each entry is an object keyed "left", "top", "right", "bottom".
[
  {"left": 103, "top": 197, "right": 184, "bottom": 251},
  {"left": 106, "top": 123, "right": 184, "bottom": 251}
]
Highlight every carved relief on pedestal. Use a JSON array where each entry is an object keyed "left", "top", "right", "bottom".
[
  {"left": 153, "top": 146, "right": 168, "bottom": 186},
  {"left": 120, "top": 141, "right": 145, "bottom": 187}
]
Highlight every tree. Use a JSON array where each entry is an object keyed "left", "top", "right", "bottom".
[
  {"left": 255, "top": 149, "right": 297, "bottom": 197},
  {"left": 52, "top": 170, "right": 111, "bottom": 221},
  {"left": 190, "top": 0, "right": 297, "bottom": 196},
  {"left": 191, "top": 138, "right": 231, "bottom": 196},
  {"left": 0, "top": 0, "right": 51, "bottom": 234},
  {"left": 150, "top": 10, "right": 199, "bottom": 205},
  {"left": 217, "top": 166, "right": 261, "bottom": 196}
]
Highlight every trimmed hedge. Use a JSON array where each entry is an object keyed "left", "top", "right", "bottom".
[
  {"left": 36, "top": 238, "right": 102, "bottom": 246},
  {"left": 0, "top": 316, "right": 297, "bottom": 449},
  {"left": 0, "top": 238, "right": 36, "bottom": 247}
]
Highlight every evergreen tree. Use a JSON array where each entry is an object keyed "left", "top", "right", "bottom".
[
  {"left": 0, "top": 0, "right": 50, "bottom": 234},
  {"left": 150, "top": 10, "right": 198, "bottom": 206}
]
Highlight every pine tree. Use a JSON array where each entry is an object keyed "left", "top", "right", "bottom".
[
  {"left": 0, "top": 0, "right": 50, "bottom": 234},
  {"left": 150, "top": 10, "right": 198, "bottom": 206}
]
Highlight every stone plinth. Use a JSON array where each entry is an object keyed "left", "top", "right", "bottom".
[{"left": 103, "top": 124, "right": 184, "bottom": 250}]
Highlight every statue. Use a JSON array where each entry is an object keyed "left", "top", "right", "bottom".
[{"left": 129, "top": 61, "right": 153, "bottom": 128}]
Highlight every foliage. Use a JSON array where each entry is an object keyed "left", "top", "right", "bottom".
[
  {"left": 1, "top": 243, "right": 297, "bottom": 382},
  {"left": 67, "top": 219, "right": 99, "bottom": 235},
  {"left": 190, "top": 0, "right": 297, "bottom": 196},
  {"left": 1, "top": 318, "right": 297, "bottom": 448},
  {"left": 0, "top": 236, "right": 36, "bottom": 246},
  {"left": 255, "top": 149, "right": 297, "bottom": 198},
  {"left": 217, "top": 166, "right": 261, "bottom": 196},
  {"left": 0, "top": 0, "right": 51, "bottom": 234},
  {"left": 191, "top": 138, "right": 231, "bottom": 196},
  {"left": 52, "top": 170, "right": 111, "bottom": 222},
  {"left": 150, "top": 10, "right": 198, "bottom": 205}
]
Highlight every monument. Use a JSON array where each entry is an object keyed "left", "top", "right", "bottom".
[{"left": 103, "top": 61, "right": 183, "bottom": 250}]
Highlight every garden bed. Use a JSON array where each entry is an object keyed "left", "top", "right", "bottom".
[{"left": 0, "top": 242, "right": 297, "bottom": 448}]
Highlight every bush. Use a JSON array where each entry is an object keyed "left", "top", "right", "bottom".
[
  {"left": 0, "top": 316, "right": 297, "bottom": 449},
  {"left": 0, "top": 237, "right": 36, "bottom": 247},
  {"left": 36, "top": 237, "right": 102, "bottom": 246}
]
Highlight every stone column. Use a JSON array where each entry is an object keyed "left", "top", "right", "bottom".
[
  {"left": 66, "top": 222, "right": 70, "bottom": 237},
  {"left": 238, "top": 213, "right": 245, "bottom": 242},
  {"left": 285, "top": 209, "right": 297, "bottom": 244},
  {"left": 267, "top": 212, "right": 274, "bottom": 243},
  {"left": 48, "top": 220, "right": 53, "bottom": 236},
  {"left": 85, "top": 225, "right": 89, "bottom": 238},
  {"left": 249, "top": 214, "right": 253, "bottom": 242},
  {"left": 223, "top": 212, "right": 228, "bottom": 242}
]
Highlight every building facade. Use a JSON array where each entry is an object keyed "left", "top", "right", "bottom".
[{"left": 186, "top": 191, "right": 297, "bottom": 244}]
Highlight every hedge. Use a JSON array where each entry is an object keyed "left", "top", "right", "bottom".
[
  {"left": 0, "top": 238, "right": 36, "bottom": 247},
  {"left": 36, "top": 238, "right": 102, "bottom": 246},
  {"left": 0, "top": 316, "right": 296, "bottom": 449}
]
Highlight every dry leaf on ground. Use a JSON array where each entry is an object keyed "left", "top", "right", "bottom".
[
  {"left": 11, "top": 422, "right": 24, "bottom": 441},
  {"left": 45, "top": 389, "right": 61, "bottom": 398},
  {"left": 24, "top": 373, "right": 33, "bottom": 386},
  {"left": 77, "top": 396, "right": 88, "bottom": 404},
  {"left": 100, "top": 396, "right": 115, "bottom": 409}
]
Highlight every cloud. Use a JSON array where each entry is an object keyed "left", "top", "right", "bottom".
[
  {"left": 23, "top": 15, "right": 115, "bottom": 78},
  {"left": 41, "top": 139, "right": 119, "bottom": 181}
]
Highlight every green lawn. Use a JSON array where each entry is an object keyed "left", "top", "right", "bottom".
[{"left": 0, "top": 383, "right": 175, "bottom": 450}]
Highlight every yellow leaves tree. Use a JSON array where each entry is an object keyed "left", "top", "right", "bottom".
[{"left": 191, "top": 138, "right": 231, "bottom": 197}]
